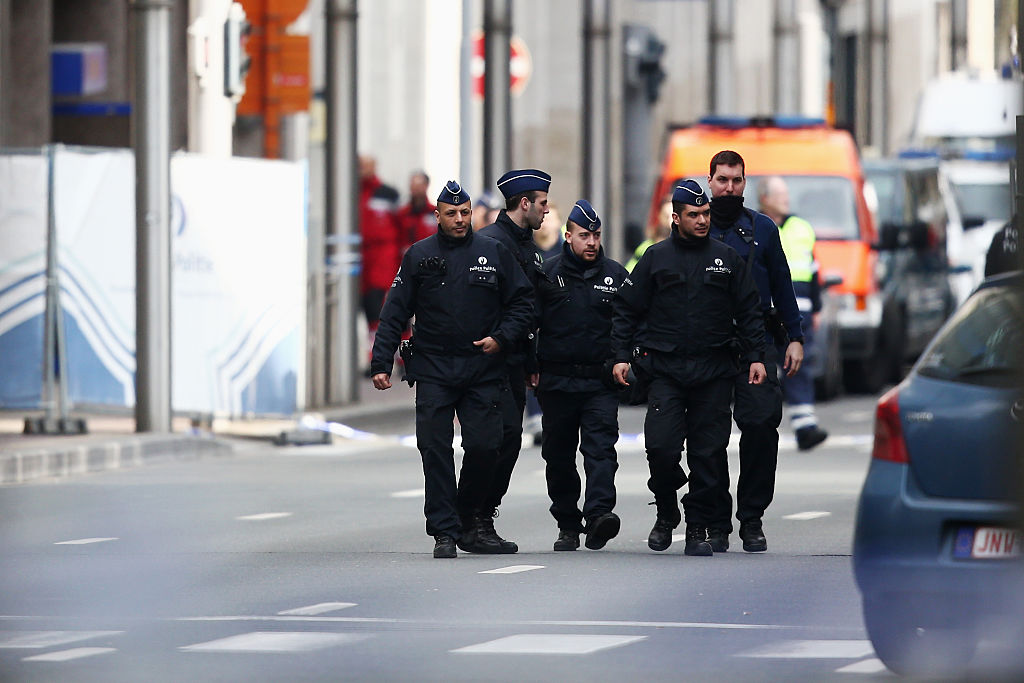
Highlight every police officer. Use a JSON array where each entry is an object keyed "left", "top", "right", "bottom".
[
  {"left": 370, "top": 181, "right": 534, "bottom": 559},
  {"left": 535, "top": 200, "right": 627, "bottom": 551},
  {"left": 706, "top": 151, "right": 804, "bottom": 554},
  {"left": 758, "top": 176, "right": 829, "bottom": 451},
  {"left": 611, "top": 180, "right": 767, "bottom": 556},
  {"left": 476, "top": 168, "right": 552, "bottom": 552}
]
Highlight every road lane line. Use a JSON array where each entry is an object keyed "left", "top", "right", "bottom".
[
  {"left": 452, "top": 634, "right": 646, "bottom": 654},
  {"left": 180, "top": 632, "right": 367, "bottom": 653},
  {"left": 736, "top": 640, "right": 875, "bottom": 658},
  {"left": 478, "top": 565, "right": 545, "bottom": 574},
  {"left": 235, "top": 513, "right": 293, "bottom": 521},
  {"left": 175, "top": 616, "right": 804, "bottom": 631},
  {"left": 389, "top": 489, "right": 424, "bottom": 498},
  {"left": 53, "top": 538, "right": 118, "bottom": 545},
  {"left": 835, "top": 658, "right": 888, "bottom": 674},
  {"left": 0, "top": 631, "right": 122, "bottom": 649},
  {"left": 277, "top": 602, "right": 357, "bottom": 616},
  {"left": 782, "top": 511, "right": 832, "bottom": 521},
  {"left": 23, "top": 647, "right": 116, "bottom": 662}
]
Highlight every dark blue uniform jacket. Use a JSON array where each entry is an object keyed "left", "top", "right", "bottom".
[
  {"left": 535, "top": 243, "right": 628, "bottom": 393},
  {"left": 709, "top": 208, "right": 803, "bottom": 343},
  {"left": 369, "top": 228, "right": 534, "bottom": 386}
]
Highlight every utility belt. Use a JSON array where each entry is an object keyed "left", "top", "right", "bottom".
[{"left": 539, "top": 359, "right": 604, "bottom": 379}]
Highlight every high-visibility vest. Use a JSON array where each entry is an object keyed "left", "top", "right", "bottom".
[{"left": 779, "top": 215, "right": 816, "bottom": 284}]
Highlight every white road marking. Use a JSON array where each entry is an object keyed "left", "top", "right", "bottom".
[
  {"left": 835, "top": 658, "right": 889, "bottom": 674},
  {"left": 174, "top": 616, "right": 798, "bottom": 631},
  {"left": 841, "top": 410, "right": 873, "bottom": 423},
  {"left": 671, "top": 534, "right": 686, "bottom": 543},
  {"left": 737, "top": 640, "right": 875, "bottom": 659},
  {"left": 180, "top": 631, "right": 367, "bottom": 653},
  {"left": 452, "top": 633, "right": 646, "bottom": 655},
  {"left": 23, "top": 647, "right": 116, "bottom": 662},
  {"left": 0, "top": 631, "right": 122, "bottom": 649},
  {"left": 389, "top": 489, "right": 424, "bottom": 498},
  {"left": 277, "top": 602, "right": 357, "bottom": 616},
  {"left": 235, "top": 513, "right": 292, "bottom": 521},
  {"left": 478, "top": 565, "right": 545, "bottom": 574},
  {"left": 53, "top": 538, "right": 118, "bottom": 545},
  {"left": 782, "top": 511, "right": 832, "bottom": 521}
]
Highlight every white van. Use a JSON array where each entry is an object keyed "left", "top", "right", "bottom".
[{"left": 909, "top": 70, "right": 1021, "bottom": 156}]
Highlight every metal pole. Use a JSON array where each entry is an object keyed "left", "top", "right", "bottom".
[
  {"left": 951, "top": 0, "right": 968, "bottom": 71},
  {"left": 622, "top": 24, "right": 653, "bottom": 253},
  {"left": 483, "top": 0, "right": 511, "bottom": 187},
  {"left": 460, "top": 0, "right": 474, "bottom": 189},
  {"left": 708, "top": 0, "right": 734, "bottom": 115},
  {"left": 867, "top": 0, "right": 888, "bottom": 153},
  {"left": 582, "top": 0, "right": 615, "bottom": 260},
  {"left": 131, "top": 0, "right": 173, "bottom": 433},
  {"left": 773, "top": 0, "right": 800, "bottom": 115},
  {"left": 325, "top": 0, "right": 359, "bottom": 405},
  {"left": 42, "top": 145, "right": 59, "bottom": 426}
]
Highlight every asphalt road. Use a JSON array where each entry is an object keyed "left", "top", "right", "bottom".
[{"left": 0, "top": 394, "right": 917, "bottom": 682}]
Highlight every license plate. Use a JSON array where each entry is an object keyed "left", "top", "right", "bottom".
[{"left": 953, "top": 526, "right": 1022, "bottom": 559}]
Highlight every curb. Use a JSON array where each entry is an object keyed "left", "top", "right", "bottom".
[{"left": 0, "top": 434, "right": 234, "bottom": 485}]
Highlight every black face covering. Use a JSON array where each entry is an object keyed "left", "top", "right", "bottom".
[{"left": 710, "top": 194, "right": 745, "bottom": 226}]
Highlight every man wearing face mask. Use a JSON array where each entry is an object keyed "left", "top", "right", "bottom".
[
  {"left": 611, "top": 181, "right": 766, "bottom": 556},
  {"left": 705, "top": 151, "right": 804, "bottom": 554},
  {"left": 534, "top": 200, "right": 628, "bottom": 552},
  {"left": 476, "top": 169, "right": 552, "bottom": 553}
]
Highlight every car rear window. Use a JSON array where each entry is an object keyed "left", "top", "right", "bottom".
[
  {"left": 916, "top": 283, "right": 1024, "bottom": 387},
  {"left": 672, "top": 175, "right": 861, "bottom": 240}
]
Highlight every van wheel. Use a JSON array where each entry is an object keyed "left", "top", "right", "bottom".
[{"left": 814, "top": 327, "right": 843, "bottom": 401}]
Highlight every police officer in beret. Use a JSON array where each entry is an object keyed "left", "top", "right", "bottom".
[
  {"left": 475, "top": 168, "right": 552, "bottom": 551},
  {"left": 706, "top": 151, "right": 804, "bottom": 554},
  {"left": 534, "top": 200, "right": 628, "bottom": 552},
  {"left": 370, "top": 181, "right": 534, "bottom": 559},
  {"left": 611, "top": 180, "right": 766, "bottom": 556}
]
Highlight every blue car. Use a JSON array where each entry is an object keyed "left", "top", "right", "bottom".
[{"left": 852, "top": 271, "right": 1024, "bottom": 677}]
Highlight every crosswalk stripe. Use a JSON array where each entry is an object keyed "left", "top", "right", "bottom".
[
  {"left": 22, "top": 647, "right": 116, "bottom": 662},
  {"left": 452, "top": 634, "right": 646, "bottom": 654},
  {"left": 235, "top": 512, "right": 292, "bottom": 521},
  {"left": 478, "top": 565, "right": 545, "bottom": 574},
  {"left": 277, "top": 603, "right": 356, "bottom": 616},
  {"left": 54, "top": 538, "right": 118, "bottom": 545},
  {"left": 783, "top": 511, "right": 832, "bottom": 521},
  {"left": 736, "top": 640, "right": 875, "bottom": 659},
  {"left": 835, "top": 658, "right": 888, "bottom": 674},
  {"left": 389, "top": 489, "right": 424, "bottom": 498},
  {"left": 180, "top": 631, "right": 367, "bottom": 653},
  {"left": 0, "top": 631, "right": 122, "bottom": 649}
]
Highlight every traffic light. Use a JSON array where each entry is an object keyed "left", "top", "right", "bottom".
[
  {"left": 637, "top": 33, "right": 666, "bottom": 103},
  {"left": 224, "top": 2, "right": 251, "bottom": 99}
]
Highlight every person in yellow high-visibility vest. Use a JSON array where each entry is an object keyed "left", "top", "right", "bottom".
[{"left": 758, "top": 177, "right": 828, "bottom": 451}]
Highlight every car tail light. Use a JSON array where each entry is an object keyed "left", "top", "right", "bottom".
[{"left": 872, "top": 386, "right": 909, "bottom": 463}]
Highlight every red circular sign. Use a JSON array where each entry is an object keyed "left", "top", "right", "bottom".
[{"left": 472, "top": 32, "right": 532, "bottom": 98}]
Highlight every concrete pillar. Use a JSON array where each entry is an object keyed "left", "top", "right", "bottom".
[
  {"left": 708, "top": 0, "right": 734, "bottom": 115},
  {"left": 582, "top": 0, "right": 613, "bottom": 259},
  {"left": 7, "top": 0, "right": 52, "bottom": 146},
  {"left": 774, "top": 0, "right": 800, "bottom": 115}
]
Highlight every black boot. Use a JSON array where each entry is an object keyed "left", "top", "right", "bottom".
[
  {"left": 684, "top": 526, "right": 713, "bottom": 556},
  {"left": 553, "top": 529, "right": 580, "bottom": 551},
  {"left": 585, "top": 512, "right": 620, "bottom": 550},
  {"left": 706, "top": 527, "right": 730, "bottom": 553},
  {"left": 477, "top": 509, "right": 518, "bottom": 554},
  {"left": 739, "top": 519, "right": 767, "bottom": 552},
  {"left": 433, "top": 534, "right": 457, "bottom": 558},
  {"left": 647, "top": 499, "right": 680, "bottom": 552},
  {"left": 796, "top": 425, "right": 828, "bottom": 451},
  {"left": 456, "top": 513, "right": 503, "bottom": 554}
]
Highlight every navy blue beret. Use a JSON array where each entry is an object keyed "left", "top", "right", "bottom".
[
  {"left": 437, "top": 180, "right": 470, "bottom": 206},
  {"left": 496, "top": 169, "right": 551, "bottom": 199},
  {"left": 567, "top": 199, "right": 601, "bottom": 231},
  {"left": 672, "top": 179, "right": 708, "bottom": 206}
]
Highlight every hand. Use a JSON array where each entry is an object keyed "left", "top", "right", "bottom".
[
  {"left": 473, "top": 336, "right": 501, "bottom": 354},
  {"left": 612, "top": 362, "right": 631, "bottom": 386},
  {"left": 748, "top": 362, "right": 766, "bottom": 385},
  {"left": 372, "top": 373, "right": 392, "bottom": 390},
  {"left": 783, "top": 341, "right": 804, "bottom": 377},
  {"left": 527, "top": 373, "right": 539, "bottom": 388}
]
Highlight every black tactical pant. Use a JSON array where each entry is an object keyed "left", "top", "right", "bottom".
[
  {"left": 536, "top": 388, "right": 619, "bottom": 532},
  {"left": 714, "top": 345, "right": 784, "bottom": 531},
  {"left": 484, "top": 362, "right": 527, "bottom": 511},
  {"left": 645, "top": 375, "right": 733, "bottom": 527},
  {"left": 415, "top": 380, "right": 502, "bottom": 539}
]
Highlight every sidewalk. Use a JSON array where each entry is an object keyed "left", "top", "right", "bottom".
[{"left": 0, "top": 380, "right": 414, "bottom": 485}]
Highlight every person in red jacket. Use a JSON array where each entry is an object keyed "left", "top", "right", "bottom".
[
  {"left": 359, "top": 156, "right": 402, "bottom": 353},
  {"left": 396, "top": 170, "right": 438, "bottom": 253}
]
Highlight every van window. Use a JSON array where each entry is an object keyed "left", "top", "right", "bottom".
[
  {"left": 950, "top": 181, "right": 1012, "bottom": 225},
  {"left": 674, "top": 174, "right": 861, "bottom": 240}
]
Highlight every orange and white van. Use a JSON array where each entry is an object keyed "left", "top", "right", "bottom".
[{"left": 650, "top": 116, "right": 880, "bottom": 392}]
